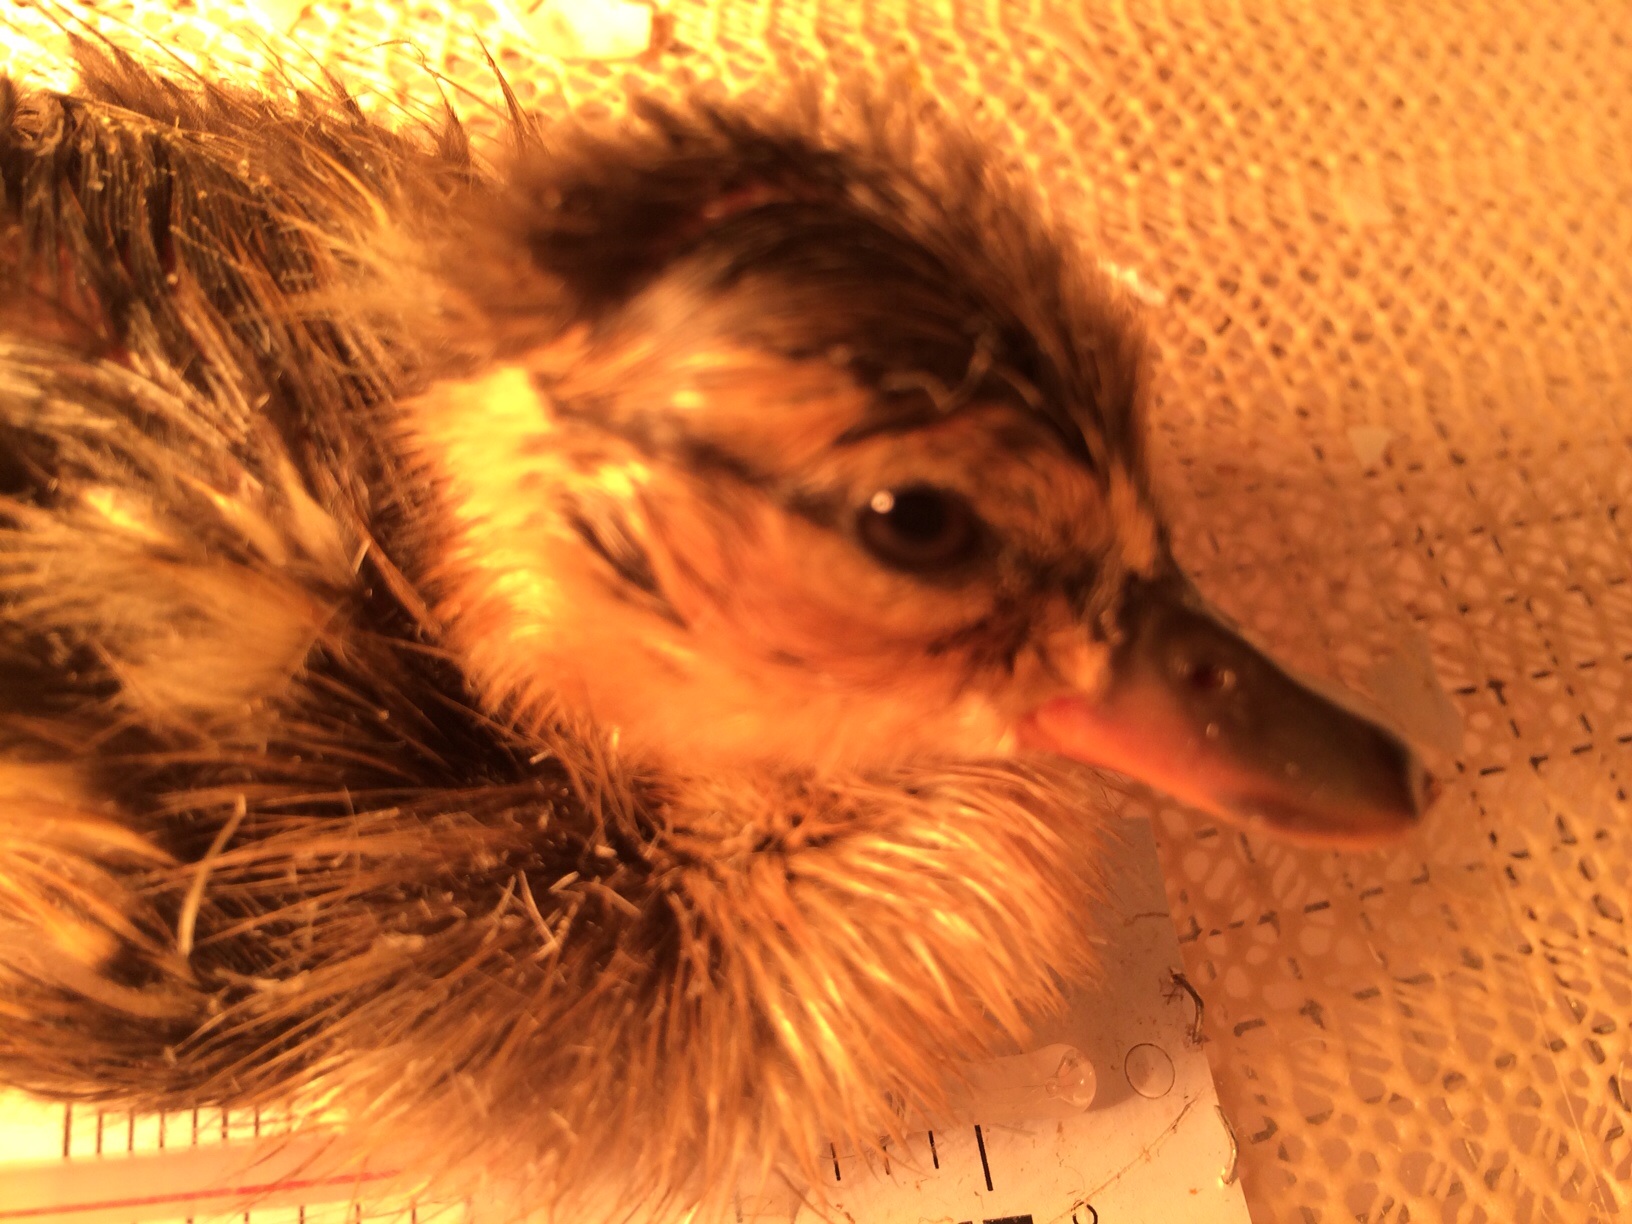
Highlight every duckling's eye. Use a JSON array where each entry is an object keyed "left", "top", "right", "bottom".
[{"left": 856, "top": 486, "right": 982, "bottom": 573}]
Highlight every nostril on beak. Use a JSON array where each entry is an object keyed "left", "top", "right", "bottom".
[
  {"left": 1190, "top": 662, "right": 1235, "bottom": 693},
  {"left": 1171, "top": 653, "right": 1236, "bottom": 695}
]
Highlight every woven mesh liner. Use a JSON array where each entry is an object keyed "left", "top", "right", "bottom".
[{"left": 4, "top": 1, "right": 1631, "bottom": 1220}]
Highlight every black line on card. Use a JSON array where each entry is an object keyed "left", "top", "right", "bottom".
[{"left": 974, "top": 1124, "right": 994, "bottom": 1191}]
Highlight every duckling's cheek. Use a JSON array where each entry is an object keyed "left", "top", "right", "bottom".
[
  {"left": 593, "top": 468, "right": 975, "bottom": 656},
  {"left": 1034, "top": 625, "right": 1116, "bottom": 698},
  {"left": 548, "top": 502, "right": 1018, "bottom": 768},
  {"left": 592, "top": 672, "right": 1013, "bottom": 774},
  {"left": 397, "top": 364, "right": 1025, "bottom": 769}
]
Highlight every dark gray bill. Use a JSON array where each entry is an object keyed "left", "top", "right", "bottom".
[{"left": 1021, "top": 574, "right": 1438, "bottom": 847}]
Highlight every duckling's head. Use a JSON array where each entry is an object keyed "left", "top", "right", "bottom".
[{"left": 405, "top": 99, "right": 1433, "bottom": 847}]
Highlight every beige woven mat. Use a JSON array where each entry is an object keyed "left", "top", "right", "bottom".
[{"left": 4, "top": 1, "right": 1630, "bottom": 1220}]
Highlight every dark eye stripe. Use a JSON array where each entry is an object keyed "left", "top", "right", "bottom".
[
  {"left": 564, "top": 509, "right": 687, "bottom": 627},
  {"left": 540, "top": 381, "right": 775, "bottom": 489}
]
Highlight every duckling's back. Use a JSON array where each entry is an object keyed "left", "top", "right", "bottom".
[{"left": 0, "top": 49, "right": 597, "bottom": 1103}]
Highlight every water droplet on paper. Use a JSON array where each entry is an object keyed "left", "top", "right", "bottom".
[
  {"left": 1125, "top": 1042, "right": 1176, "bottom": 1098},
  {"left": 1045, "top": 1046, "right": 1098, "bottom": 1110},
  {"left": 950, "top": 1043, "right": 1099, "bottom": 1122}
]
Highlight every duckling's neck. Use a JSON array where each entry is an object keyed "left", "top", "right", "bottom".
[{"left": 579, "top": 748, "right": 1110, "bottom": 1162}]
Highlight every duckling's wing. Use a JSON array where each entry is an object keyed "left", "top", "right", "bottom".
[{"left": 0, "top": 58, "right": 591, "bottom": 1108}]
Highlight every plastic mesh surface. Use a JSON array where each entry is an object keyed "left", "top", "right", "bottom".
[{"left": 4, "top": 1, "right": 1631, "bottom": 1221}]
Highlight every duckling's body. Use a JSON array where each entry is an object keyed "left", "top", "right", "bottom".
[{"left": 0, "top": 50, "right": 1432, "bottom": 1217}]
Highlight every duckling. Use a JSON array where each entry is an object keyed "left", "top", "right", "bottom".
[{"left": 0, "top": 48, "right": 1435, "bottom": 1217}]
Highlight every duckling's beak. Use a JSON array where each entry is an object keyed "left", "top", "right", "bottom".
[{"left": 1021, "top": 574, "right": 1438, "bottom": 847}]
